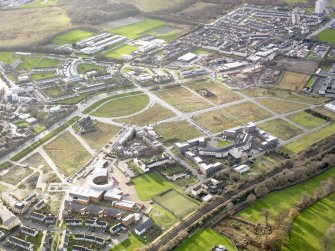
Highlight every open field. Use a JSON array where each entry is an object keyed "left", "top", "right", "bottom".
[
  {"left": 174, "top": 228, "right": 237, "bottom": 251},
  {"left": 195, "top": 102, "right": 271, "bottom": 133},
  {"left": 44, "top": 86, "right": 63, "bottom": 97},
  {"left": 0, "top": 166, "right": 33, "bottom": 185},
  {"left": 282, "top": 192, "right": 335, "bottom": 251},
  {"left": 288, "top": 111, "right": 327, "bottom": 129},
  {"left": 17, "top": 56, "right": 59, "bottom": 71},
  {"left": 186, "top": 81, "right": 242, "bottom": 105},
  {"left": 116, "top": 103, "right": 175, "bottom": 126},
  {"left": 52, "top": 29, "right": 94, "bottom": 45},
  {"left": 257, "top": 98, "right": 307, "bottom": 114},
  {"left": 154, "top": 189, "right": 198, "bottom": 219},
  {"left": 0, "top": 7, "right": 71, "bottom": 47},
  {"left": 239, "top": 166, "right": 335, "bottom": 224},
  {"left": 277, "top": 71, "right": 311, "bottom": 91},
  {"left": 92, "top": 94, "right": 150, "bottom": 118},
  {"left": 258, "top": 119, "right": 304, "bottom": 141},
  {"left": 281, "top": 123, "right": 335, "bottom": 154},
  {"left": 22, "top": 0, "right": 58, "bottom": 8},
  {"left": 241, "top": 87, "right": 327, "bottom": 105},
  {"left": 154, "top": 87, "right": 212, "bottom": 113},
  {"left": 129, "top": 0, "right": 193, "bottom": 12},
  {"left": 112, "top": 233, "right": 144, "bottom": 251},
  {"left": 0, "top": 52, "right": 18, "bottom": 64},
  {"left": 109, "top": 18, "right": 165, "bottom": 39},
  {"left": 44, "top": 131, "right": 91, "bottom": 177},
  {"left": 313, "top": 107, "right": 335, "bottom": 120},
  {"left": 79, "top": 122, "right": 121, "bottom": 150},
  {"left": 150, "top": 204, "right": 178, "bottom": 229},
  {"left": 23, "top": 153, "right": 50, "bottom": 170},
  {"left": 31, "top": 73, "right": 55, "bottom": 81},
  {"left": 251, "top": 154, "right": 278, "bottom": 173},
  {"left": 155, "top": 120, "right": 203, "bottom": 144},
  {"left": 132, "top": 172, "right": 172, "bottom": 201},
  {"left": 103, "top": 44, "right": 137, "bottom": 59},
  {"left": 77, "top": 63, "right": 106, "bottom": 74},
  {"left": 318, "top": 28, "right": 335, "bottom": 44}
]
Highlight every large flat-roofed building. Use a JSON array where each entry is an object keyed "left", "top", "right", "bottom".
[
  {"left": 0, "top": 204, "right": 21, "bottom": 231},
  {"left": 178, "top": 52, "right": 197, "bottom": 63}
]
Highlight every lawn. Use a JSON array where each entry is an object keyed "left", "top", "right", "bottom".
[
  {"left": 0, "top": 166, "right": 33, "bottom": 185},
  {"left": 79, "top": 122, "right": 121, "bottom": 150},
  {"left": 258, "top": 119, "right": 304, "bottom": 141},
  {"left": 132, "top": 172, "right": 172, "bottom": 201},
  {"left": 116, "top": 103, "right": 175, "bottom": 126},
  {"left": 77, "top": 63, "right": 107, "bottom": 74},
  {"left": 154, "top": 87, "right": 212, "bottom": 113},
  {"left": 282, "top": 192, "right": 335, "bottom": 251},
  {"left": 0, "top": 52, "right": 17, "bottom": 64},
  {"left": 313, "top": 107, "right": 335, "bottom": 120},
  {"left": 277, "top": 71, "right": 311, "bottom": 91},
  {"left": 154, "top": 189, "right": 198, "bottom": 219},
  {"left": 43, "top": 86, "right": 63, "bottom": 97},
  {"left": 239, "top": 166, "right": 335, "bottom": 224},
  {"left": 251, "top": 154, "right": 278, "bottom": 173},
  {"left": 150, "top": 204, "right": 178, "bottom": 229},
  {"left": 257, "top": 98, "right": 307, "bottom": 114},
  {"left": 52, "top": 29, "right": 94, "bottom": 45},
  {"left": 305, "top": 76, "right": 317, "bottom": 88},
  {"left": 318, "top": 28, "right": 335, "bottom": 44},
  {"left": 186, "top": 81, "right": 242, "bottom": 105},
  {"left": 111, "top": 233, "right": 144, "bottom": 251},
  {"left": 92, "top": 94, "right": 150, "bottom": 118},
  {"left": 44, "top": 131, "right": 92, "bottom": 177},
  {"left": 174, "top": 228, "right": 237, "bottom": 251},
  {"left": 192, "top": 48, "right": 214, "bottom": 55},
  {"left": 31, "top": 73, "right": 55, "bottom": 81},
  {"left": 17, "top": 56, "right": 59, "bottom": 71},
  {"left": 109, "top": 18, "right": 165, "bottom": 39},
  {"left": 281, "top": 123, "right": 335, "bottom": 154},
  {"left": 103, "top": 45, "right": 137, "bottom": 59},
  {"left": 0, "top": 7, "right": 71, "bottom": 47},
  {"left": 155, "top": 120, "right": 203, "bottom": 144},
  {"left": 22, "top": 0, "right": 57, "bottom": 8},
  {"left": 288, "top": 111, "right": 326, "bottom": 129}
]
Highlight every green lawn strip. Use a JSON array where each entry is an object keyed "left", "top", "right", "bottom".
[
  {"left": 31, "top": 73, "right": 55, "bottom": 81},
  {"left": 83, "top": 91, "right": 143, "bottom": 114},
  {"left": 149, "top": 204, "right": 178, "bottom": 229},
  {"left": 132, "top": 171, "right": 172, "bottom": 201},
  {"left": 92, "top": 94, "right": 149, "bottom": 118},
  {"left": 318, "top": 28, "right": 335, "bottom": 44},
  {"left": 174, "top": 228, "right": 237, "bottom": 251},
  {"left": 109, "top": 19, "right": 166, "bottom": 39},
  {"left": 21, "top": 0, "right": 57, "bottom": 8},
  {"left": 282, "top": 192, "right": 335, "bottom": 251},
  {"left": 111, "top": 233, "right": 144, "bottom": 251},
  {"left": 288, "top": 111, "right": 326, "bottom": 129},
  {"left": 52, "top": 29, "right": 94, "bottom": 45},
  {"left": 103, "top": 45, "right": 137, "bottom": 59},
  {"left": 239, "top": 166, "right": 335, "bottom": 224},
  {"left": 10, "top": 116, "right": 79, "bottom": 162},
  {"left": 281, "top": 123, "right": 335, "bottom": 155},
  {"left": 305, "top": 76, "right": 317, "bottom": 88}
]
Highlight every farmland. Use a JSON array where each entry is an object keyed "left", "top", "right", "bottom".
[
  {"left": 92, "top": 94, "right": 150, "bottom": 118},
  {"left": 258, "top": 119, "right": 303, "bottom": 141},
  {"left": 44, "top": 131, "right": 92, "bottom": 177}
]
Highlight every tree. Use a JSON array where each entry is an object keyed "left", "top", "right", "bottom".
[
  {"left": 267, "top": 230, "right": 283, "bottom": 251},
  {"left": 255, "top": 183, "right": 269, "bottom": 197},
  {"left": 246, "top": 193, "right": 256, "bottom": 205},
  {"left": 260, "top": 209, "right": 270, "bottom": 226}
]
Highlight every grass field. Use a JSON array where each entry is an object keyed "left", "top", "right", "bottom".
[
  {"left": 109, "top": 18, "right": 165, "bottom": 39},
  {"left": 17, "top": 56, "right": 59, "bottom": 71},
  {"left": 44, "top": 131, "right": 91, "bottom": 177},
  {"left": 242, "top": 87, "right": 327, "bottom": 105},
  {"left": 132, "top": 172, "right": 172, "bottom": 201},
  {"left": 154, "top": 189, "right": 198, "bottom": 219},
  {"left": 31, "top": 73, "right": 55, "bottom": 81},
  {"left": 22, "top": 153, "right": 50, "bottom": 170},
  {"left": 52, "top": 29, "right": 94, "bottom": 45},
  {"left": 281, "top": 123, "right": 335, "bottom": 154},
  {"left": 277, "top": 71, "right": 311, "bottom": 91},
  {"left": 195, "top": 102, "right": 271, "bottom": 133},
  {"left": 313, "top": 107, "right": 335, "bottom": 120},
  {"left": 79, "top": 122, "right": 121, "bottom": 150},
  {"left": 186, "top": 81, "right": 242, "bottom": 105},
  {"left": 155, "top": 121, "right": 203, "bottom": 144},
  {"left": 154, "top": 87, "right": 212, "bottom": 113},
  {"left": 257, "top": 98, "right": 307, "bottom": 114},
  {"left": 92, "top": 94, "right": 150, "bottom": 118},
  {"left": 22, "top": 0, "right": 57, "bottom": 8},
  {"left": 77, "top": 63, "right": 107, "bottom": 74},
  {"left": 112, "top": 233, "right": 144, "bottom": 251},
  {"left": 305, "top": 76, "right": 317, "bottom": 88},
  {"left": 103, "top": 45, "right": 137, "bottom": 59},
  {"left": 251, "top": 155, "right": 278, "bottom": 173},
  {"left": 318, "top": 28, "right": 335, "bottom": 44},
  {"left": 282, "top": 192, "right": 335, "bottom": 251},
  {"left": 239, "top": 166, "right": 335, "bottom": 224},
  {"left": 0, "top": 7, "right": 71, "bottom": 47},
  {"left": 258, "top": 119, "right": 304, "bottom": 141},
  {"left": 116, "top": 103, "right": 175, "bottom": 126},
  {"left": 174, "top": 228, "right": 237, "bottom": 251},
  {"left": 43, "top": 86, "right": 63, "bottom": 97},
  {"left": 0, "top": 52, "right": 17, "bottom": 64},
  {"left": 150, "top": 204, "right": 178, "bottom": 229},
  {"left": 288, "top": 111, "right": 326, "bottom": 129},
  {"left": 0, "top": 166, "right": 33, "bottom": 185}
]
